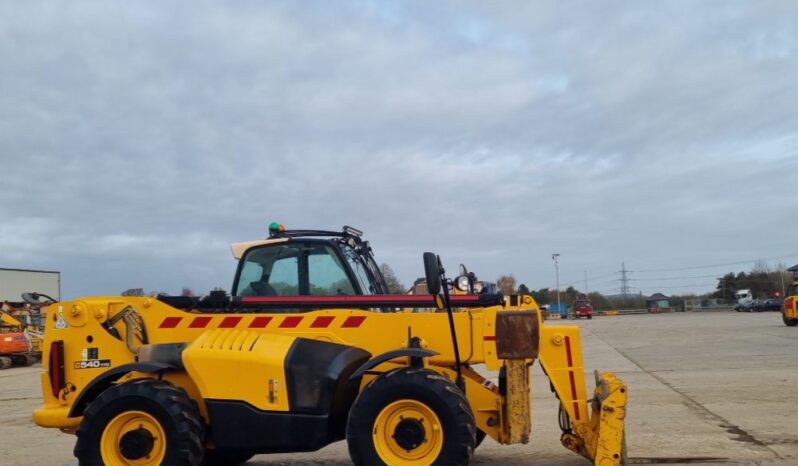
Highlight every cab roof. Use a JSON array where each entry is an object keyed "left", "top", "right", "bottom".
[{"left": 230, "top": 225, "right": 364, "bottom": 260}]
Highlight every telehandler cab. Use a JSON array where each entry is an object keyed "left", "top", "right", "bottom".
[{"left": 34, "top": 224, "right": 627, "bottom": 466}]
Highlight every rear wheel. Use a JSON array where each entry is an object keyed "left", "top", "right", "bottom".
[
  {"left": 347, "top": 368, "right": 475, "bottom": 466},
  {"left": 75, "top": 378, "right": 204, "bottom": 466},
  {"left": 0, "top": 356, "right": 11, "bottom": 369},
  {"left": 784, "top": 310, "right": 798, "bottom": 327}
]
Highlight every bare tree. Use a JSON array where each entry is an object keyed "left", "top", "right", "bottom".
[
  {"left": 121, "top": 288, "right": 145, "bottom": 297},
  {"left": 496, "top": 274, "right": 517, "bottom": 295},
  {"left": 380, "top": 263, "right": 406, "bottom": 294},
  {"left": 181, "top": 287, "right": 196, "bottom": 297}
]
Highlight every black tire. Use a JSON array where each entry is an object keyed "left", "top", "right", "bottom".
[
  {"left": 587, "top": 315, "right": 593, "bottom": 320},
  {"left": 75, "top": 378, "right": 204, "bottom": 466},
  {"left": 346, "top": 368, "right": 475, "bottom": 466},
  {"left": 784, "top": 311, "right": 798, "bottom": 327},
  {"left": 204, "top": 449, "right": 254, "bottom": 465},
  {"left": 9, "top": 353, "right": 36, "bottom": 367}
]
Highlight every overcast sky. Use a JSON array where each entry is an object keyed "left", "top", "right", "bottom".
[{"left": 1, "top": 1, "right": 797, "bottom": 299}]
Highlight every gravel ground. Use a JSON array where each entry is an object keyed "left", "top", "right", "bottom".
[{"left": 2, "top": 311, "right": 796, "bottom": 465}]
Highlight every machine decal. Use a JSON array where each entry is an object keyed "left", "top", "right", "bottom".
[
  {"left": 73, "top": 359, "right": 111, "bottom": 370},
  {"left": 268, "top": 378, "right": 279, "bottom": 403},
  {"left": 55, "top": 306, "right": 68, "bottom": 329},
  {"left": 80, "top": 347, "right": 99, "bottom": 360},
  {"left": 564, "top": 336, "right": 581, "bottom": 421},
  {"left": 156, "top": 314, "right": 369, "bottom": 330}
]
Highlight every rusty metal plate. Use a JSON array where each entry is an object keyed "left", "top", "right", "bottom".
[{"left": 495, "top": 310, "right": 539, "bottom": 359}]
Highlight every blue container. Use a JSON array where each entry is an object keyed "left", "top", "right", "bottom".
[{"left": 549, "top": 303, "right": 570, "bottom": 318}]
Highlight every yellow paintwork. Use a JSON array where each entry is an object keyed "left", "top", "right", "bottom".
[
  {"left": 34, "top": 292, "right": 626, "bottom": 465},
  {"left": 373, "top": 399, "right": 444, "bottom": 466},
  {"left": 504, "top": 359, "right": 531, "bottom": 444},
  {"left": 182, "top": 328, "right": 294, "bottom": 411},
  {"left": 100, "top": 410, "right": 166, "bottom": 466},
  {"left": 785, "top": 286, "right": 798, "bottom": 320}
]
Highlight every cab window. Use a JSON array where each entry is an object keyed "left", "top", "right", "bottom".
[
  {"left": 235, "top": 242, "right": 356, "bottom": 296},
  {"left": 341, "top": 243, "right": 377, "bottom": 294}
]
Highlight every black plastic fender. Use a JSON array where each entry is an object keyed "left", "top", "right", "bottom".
[
  {"left": 68, "top": 362, "right": 174, "bottom": 417},
  {"left": 348, "top": 348, "right": 439, "bottom": 382}
]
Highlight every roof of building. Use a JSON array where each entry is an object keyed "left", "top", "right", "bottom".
[{"left": 0, "top": 267, "right": 60, "bottom": 274}]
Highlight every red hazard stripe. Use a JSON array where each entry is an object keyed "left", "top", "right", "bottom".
[
  {"left": 310, "top": 316, "right": 335, "bottom": 328},
  {"left": 342, "top": 315, "right": 367, "bottom": 328},
  {"left": 189, "top": 316, "right": 213, "bottom": 328},
  {"left": 568, "top": 371, "right": 581, "bottom": 421},
  {"left": 564, "top": 336, "right": 581, "bottom": 421},
  {"left": 219, "top": 316, "right": 242, "bottom": 328},
  {"left": 159, "top": 317, "right": 182, "bottom": 328},
  {"left": 564, "top": 336, "right": 574, "bottom": 366},
  {"left": 484, "top": 335, "right": 496, "bottom": 341},
  {"left": 279, "top": 316, "right": 303, "bottom": 328},
  {"left": 249, "top": 316, "right": 273, "bottom": 328},
  {"left": 241, "top": 295, "right": 432, "bottom": 303}
]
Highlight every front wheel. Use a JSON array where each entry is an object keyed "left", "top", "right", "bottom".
[
  {"left": 784, "top": 311, "right": 798, "bottom": 327},
  {"left": 74, "top": 378, "right": 204, "bottom": 466},
  {"left": 347, "top": 368, "right": 476, "bottom": 466}
]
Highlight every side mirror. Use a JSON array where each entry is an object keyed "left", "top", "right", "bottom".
[{"left": 423, "top": 252, "right": 441, "bottom": 295}]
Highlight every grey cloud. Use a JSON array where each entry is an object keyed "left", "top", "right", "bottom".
[{"left": 1, "top": 1, "right": 797, "bottom": 298}]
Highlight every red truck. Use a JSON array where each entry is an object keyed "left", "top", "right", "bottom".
[{"left": 574, "top": 298, "right": 593, "bottom": 319}]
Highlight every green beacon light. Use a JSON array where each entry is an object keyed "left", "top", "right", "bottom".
[{"left": 268, "top": 222, "right": 286, "bottom": 237}]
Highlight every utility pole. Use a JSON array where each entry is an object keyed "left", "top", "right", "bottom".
[
  {"left": 552, "top": 254, "right": 561, "bottom": 315},
  {"left": 781, "top": 269, "right": 786, "bottom": 297},
  {"left": 584, "top": 270, "right": 589, "bottom": 296}
]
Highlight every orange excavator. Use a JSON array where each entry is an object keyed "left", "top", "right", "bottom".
[{"left": 0, "top": 303, "right": 42, "bottom": 369}]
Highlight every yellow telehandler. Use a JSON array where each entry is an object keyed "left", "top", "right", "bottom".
[
  {"left": 784, "top": 265, "right": 798, "bottom": 326},
  {"left": 33, "top": 224, "right": 627, "bottom": 465}
]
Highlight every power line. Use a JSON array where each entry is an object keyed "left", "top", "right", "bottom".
[
  {"left": 629, "top": 273, "right": 724, "bottom": 281},
  {"left": 562, "top": 271, "right": 616, "bottom": 288},
  {"left": 630, "top": 253, "right": 798, "bottom": 273},
  {"left": 637, "top": 283, "right": 718, "bottom": 290}
]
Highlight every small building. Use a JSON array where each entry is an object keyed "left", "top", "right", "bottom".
[
  {"left": 789, "top": 264, "right": 798, "bottom": 280},
  {"left": 646, "top": 293, "right": 672, "bottom": 313}
]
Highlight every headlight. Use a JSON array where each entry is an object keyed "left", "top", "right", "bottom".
[{"left": 455, "top": 275, "right": 470, "bottom": 291}]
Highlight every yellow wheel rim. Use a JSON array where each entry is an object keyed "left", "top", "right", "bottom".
[
  {"left": 373, "top": 399, "right": 443, "bottom": 466},
  {"left": 100, "top": 410, "right": 166, "bottom": 466}
]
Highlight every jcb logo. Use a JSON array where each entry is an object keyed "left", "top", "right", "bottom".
[{"left": 74, "top": 359, "right": 111, "bottom": 370}]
